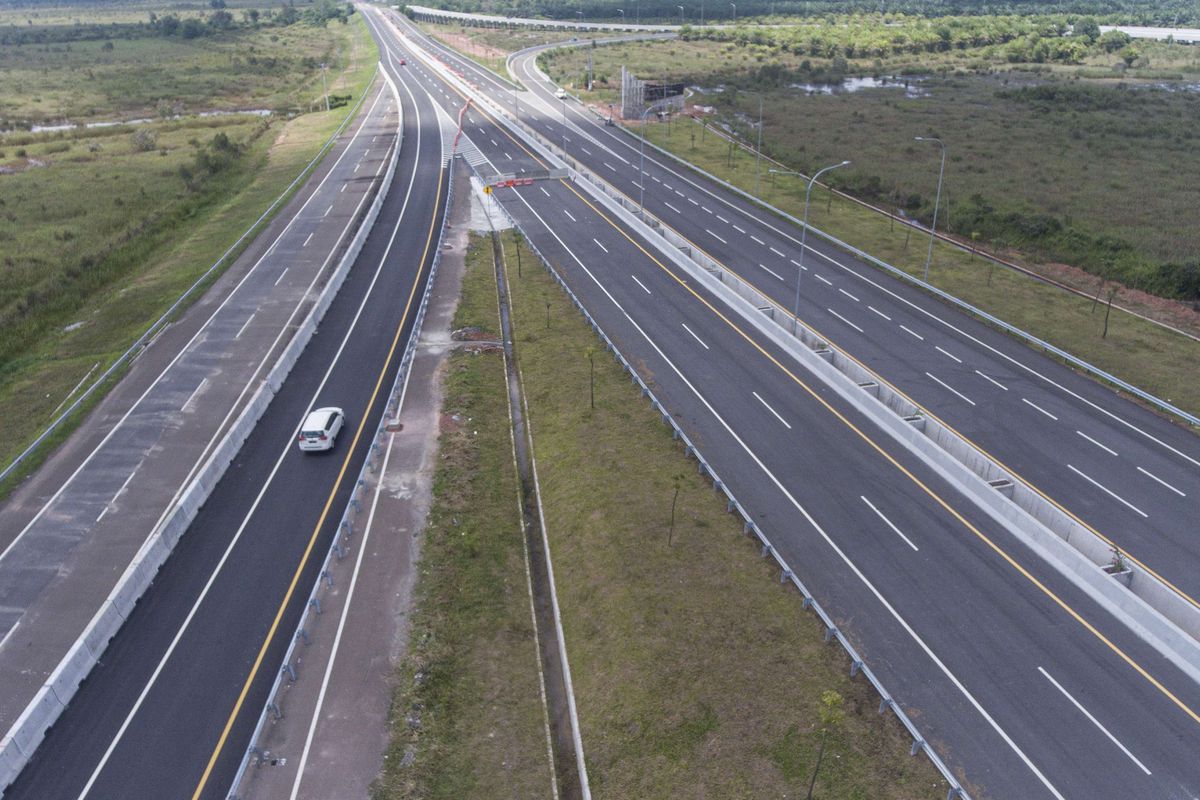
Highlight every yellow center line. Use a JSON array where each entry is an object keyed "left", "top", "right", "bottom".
[
  {"left": 189, "top": 156, "right": 447, "bottom": 799},
  {"left": 401, "top": 12, "right": 1200, "bottom": 724},
  {"left": 619, "top": 181, "right": 1200, "bottom": 615},
  {"left": 559, "top": 179, "right": 1200, "bottom": 726}
]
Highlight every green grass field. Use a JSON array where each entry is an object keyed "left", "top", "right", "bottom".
[
  {"left": 0, "top": 15, "right": 354, "bottom": 124},
  {"left": 376, "top": 234, "right": 555, "bottom": 800},
  {"left": 0, "top": 10, "right": 378, "bottom": 488},
  {"left": 543, "top": 37, "right": 1200, "bottom": 271}
]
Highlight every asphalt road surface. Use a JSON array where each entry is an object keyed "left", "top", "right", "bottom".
[
  {"left": 366, "top": 11, "right": 1200, "bottom": 798},
  {"left": 4, "top": 67, "right": 449, "bottom": 799}
]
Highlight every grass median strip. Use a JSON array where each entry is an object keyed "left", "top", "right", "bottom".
[
  {"left": 377, "top": 234, "right": 553, "bottom": 800},
  {"left": 506, "top": 230, "right": 949, "bottom": 797}
]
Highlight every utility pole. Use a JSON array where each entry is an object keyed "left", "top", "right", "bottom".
[{"left": 915, "top": 136, "right": 946, "bottom": 283}]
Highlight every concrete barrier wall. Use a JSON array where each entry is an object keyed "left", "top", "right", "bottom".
[
  {"left": 0, "top": 68, "right": 402, "bottom": 795},
  {"left": 563, "top": 150, "right": 1200, "bottom": 686}
]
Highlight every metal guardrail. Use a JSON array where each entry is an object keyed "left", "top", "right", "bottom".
[
  {"left": 464, "top": 158, "right": 969, "bottom": 800},
  {"left": 405, "top": 28, "right": 969, "bottom": 797},
  {"left": 0, "top": 66, "right": 383, "bottom": 488},
  {"left": 225, "top": 144, "right": 457, "bottom": 800}
]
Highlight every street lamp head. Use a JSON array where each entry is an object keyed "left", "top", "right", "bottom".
[{"left": 840, "top": 159, "right": 851, "bottom": 166}]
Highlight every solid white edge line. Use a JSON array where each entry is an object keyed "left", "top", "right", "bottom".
[
  {"left": 1037, "top": 666, "right": 1152, "bottom": 776},
  {"left": 926, "top": 371, "right": 976, "bottom": 406},
  {"left": 509, "top": 190, "right": 1065, "bottom": 800},
  {"left": 752, "top": 391, "right": 791, "bottom": 429},
  {"left": 288, "top": 430, "right": 396, "bottom": 799},
  {"left": 1135, "top": 466, "right": 1186, "bottom": 497},
  {"left": 860, "top": 496, "right": 920, "bottom": 552},
  {"left": 74, "top": 65, "right": 421, "bottom": 800},
  {"left": 1067, "top": 464, "right": 1149, "bottom": 519}
]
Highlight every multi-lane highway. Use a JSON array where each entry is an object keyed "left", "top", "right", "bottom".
[
  {"left": 365, "top": 11, "right": 1200, "bottom": 798},
  {"left": 2, "top": 7, "right": 1197, "bottom": 799},
  {"left": 409, "top": 23, "right": 1200, "bottom": 625},
  {"left": 4, "top": 65, "right": 449, "bottom": 798}
]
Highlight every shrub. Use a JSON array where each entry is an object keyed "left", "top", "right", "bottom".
[{"left": 130, "top": 128, "right": 157, "bottom": 152}]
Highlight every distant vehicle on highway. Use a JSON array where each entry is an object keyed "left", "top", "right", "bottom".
[
  {"left": 555, "top": 88, "right": 567, "bottom": 99},
  {"left": 399, "top": 58, "right": 407, "bottom": 65},
  {"left": 297, "top": 407, "right": 345, "bottom": 452}
]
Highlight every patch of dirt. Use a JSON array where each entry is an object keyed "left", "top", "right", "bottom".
[{"left": 451, "top": 326, "right": 498, "bottom": 341}]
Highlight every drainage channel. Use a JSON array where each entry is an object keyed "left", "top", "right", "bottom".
[{"left": 489, "top": 228, "right": 589, "bottom": 800}]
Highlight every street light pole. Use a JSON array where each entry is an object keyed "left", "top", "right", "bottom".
[
  {"left": 730, "top": 2, "right": 736, "bottom": 20},
  {"left": 617, "top": 8, "right": 624, "bottom": 24},
  {"left": 915, "top": 136, "right": 946, "bottom": 283},
  {"left": 772, "top": 161, "right": 850, "bottom": 334},
  {"left": 677, "top": 4, "right": 684, "bottom": 25}
]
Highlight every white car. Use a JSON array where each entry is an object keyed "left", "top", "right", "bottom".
[
  {"left": 297, "top": 406, "right": 345, "bottom": 452},
  {"left": 555, "top": 88, "right": 567, "bottom": 99}
]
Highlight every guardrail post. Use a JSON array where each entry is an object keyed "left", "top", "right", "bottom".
[
  {"left": 781, "top": 568, "right": 793, "bottom": 584},
  {"left": 340, "top": 519, "right": 353, "bottom": 538},
  {"left": 911, "top": 738, "right": 925, "bottom": 757},
  {"left": 268, "top": 703, "right": 282, "bottom": 721},
  {"left": 803, "top": 595, "right": 813, "bottom": 610},
  {"left": 879, "top": 697, "right": 893, "bottom": 715},
  {"left": 309, "top": 597, "right": 322, "bottom": 615},
  {"left": 760, "top": 543, "right": 771, "bottom": 558},
  {"left": 824, "top": 625, "right": 836, "bottom": 643},
  {"left": 947, "top": 788, "right": 962, "bottom": 800},
  {"left": 296, "top": 629, "right": 310, "bottom": 646},
  {"left": 282, "top": 663, "right": 297, "bottom": 683},
  {"left": 850, "top": 660, "right": 862, "bottom": 677},
  {"left": 727, "top": 498, "right": 735, "bottom": 512},
  {"left": 321, "top": 569, "right": 333, "bottom": 588}
]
